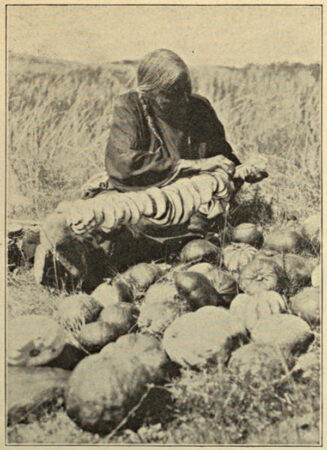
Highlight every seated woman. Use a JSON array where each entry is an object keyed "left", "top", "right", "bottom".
[{"left": 101, "top": 48, "right": 243, "bottom": 237}]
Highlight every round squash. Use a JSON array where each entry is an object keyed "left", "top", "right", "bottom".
[
  {"left": 57, "top": 294, "right": 103, "bottom": 335},
  {"left": 186, "top": 262, "right": 216, "bottom": 278},
  {"left": 264, "top": 229, "right": 305, "bottom": 253},
  {"left": 100, "top": 333, "right": 168, "bottom": 376},
  {"left": 273, "top": 253, "right": 314, "bottom": 287},
  {"left": 174, "top": 271, "right": 222, "bottom": 310},
  {"left": 188, "top": 263, "right": 238, "bottom": 304},
  {"left": 142, "top": 280, "right": 178, "bottom": 305},
  {"left": 78, "top": 321, "right": 118, "bottom": 353},
  {"left": 231, "top": 223, "right": 263, "bottom": 248},
  {"left": 8, "top": 315, "right": 66, "bottom": 366},
  {"left": 65, "top": 344, "right": 167, "bottom": 434},
  {"left": 137, "top": 298, "right": 188, "bottom": 336},
  {"left": 311, "top": 264, "right": 321, "bottom": 288},
  {"left": 204, "top": 268, "right": 238, "bottom": 304},
  {"left": 91, "top": 279, "right": 134, "bottom": 308},
  {"left": 100, "top": 303, "right": 139, "bottom": 335},
  {"left": 180, "top": 239, "right": 220, "bottom": 263},
  {"left": 162, "top": 307, "right": 247, "bottom": 368},
  {"left": 251, "top": 314, "right": 314, "bottom": 356},
  {"left": 222, "top": 243, "right": 258, "bottom": 274},
  {"left": 229, "top": 343, "right": 294, "bottom": 377},
  {"left": 289, "top": 287, "right": 320, "bottom": 325},
  {"left": 121, "top": 262, "right": 168, "bottom": 292},
  {"left": 230, "top": 291, "right": 286, "bottom": 331},
  {"left": 301, "top": 214, "right": 321, "bottom": 248},
  {"left": 239, "top": 257, "right": 285, "bottom": 294}
]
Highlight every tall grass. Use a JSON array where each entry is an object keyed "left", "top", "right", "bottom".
[{"left": 8, "top": 54, "right": 321, "bottom": 219}]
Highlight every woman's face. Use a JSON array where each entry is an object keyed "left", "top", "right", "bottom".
[{"left": 151, "top": 89, "right": 190, "bottom": 119}]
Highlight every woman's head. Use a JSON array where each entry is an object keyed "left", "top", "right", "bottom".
[
  {"left": 137, "top": 49, "right": 192, "bottom": 118},
  {"left": 137, "top": 49, "right": 192, "bottom": 95}
]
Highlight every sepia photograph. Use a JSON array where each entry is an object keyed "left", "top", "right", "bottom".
[{"left": 4, "top": 3, "right": 322, "bottom": 445}]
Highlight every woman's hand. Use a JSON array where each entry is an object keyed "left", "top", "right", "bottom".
[{"left": 234, "top": 162, "right": 268, "bottom": 183}]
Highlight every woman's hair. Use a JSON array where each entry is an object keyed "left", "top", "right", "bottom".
[{"left": 137, "top": 49, "right": 192, "bottom": 95}]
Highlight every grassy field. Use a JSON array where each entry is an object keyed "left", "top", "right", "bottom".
[
  {"left": 8, "top": 53, "right": 320, "bottom": 220},
  {"left": 6, "top": 53, "right": 321, "bottom": 445}
]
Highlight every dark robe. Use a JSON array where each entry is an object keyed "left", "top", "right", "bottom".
[{"left": 105, "top": 91, "right": 240, "bottom": 192}]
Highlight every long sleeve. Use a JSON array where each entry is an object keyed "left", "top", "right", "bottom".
[
  {"left": 190, "top": 95, "right": 241, "bottom": 166},
  {"left": 105, "top": 94, "right": 176, "bottom": 191},
  {"left": 206, "top": 104, "right": 241, "bottom": 166}
]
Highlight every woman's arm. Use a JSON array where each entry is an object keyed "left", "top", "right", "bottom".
[{"left": 105, "top": 95, "right": 176, "bottom": 191}]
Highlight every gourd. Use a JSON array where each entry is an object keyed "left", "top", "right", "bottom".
[
  {"left": 301, "top": 214, "right": 321, "bottom": 248},
  {"left": 57, "top": 294, "right": 103, "bottom": 335},
  {"left": 78, "top": 322, "right": 118, "bottom": 353},
  {"left": 239, "top": 257, "right": 285, "bottom": 294},
  {"left": 100, "top": 303, "right": 139, "bottom": 335},
  {"left": 91, "top": 279, "right": 134, "bottom": 308},
  {"left": 264, "top": 229, "right": 305, "bottom": 253},
  {"left": 231, "top": 223, "right": 263, "bottom": 248},
  {"left": 162, "top": 306, "right": 247, "bottom": 368},
  {"left": 65, "top": 335, "right": 168, "bottom": 434},
  {"left": 251, "top": 314, "right": 314, "bottom": 356},
  {"left": 174, "top": 271, "right": 222, "bottom": 310},
  {"left": 121, "top": 262, "right": 168, "bottom": 292},
  {"left": 203, "top": 268, "right": 238, "bottom": 305},
  {"left": 222, "top": 243, "right": 258, "bottom": 274},
  {"left": 230, "top": 291, "right": 286, "bottom": 331},
  {"left": 180, "top": 239, "right": 220, "bottom": 263},
  {"left": 142, "top": 281, "right": 178, "bottom": 306},
  {"left": 289, "top": 287, "right": 320, "bottom": 325},
  {"left": 229, "top": 343, "right": 294, "bottom": 377},
  {"left": 8, "top": 315, "right": 66, "bottom": 366},
  {"left": 187, "top": 264, "right": 238, "bottom": 304},
  {"left": 272, "top": 253, "right": 313, "bottom": 287},
  {"left": 311, "top": 264, "right": 320, "bottom": 288}
]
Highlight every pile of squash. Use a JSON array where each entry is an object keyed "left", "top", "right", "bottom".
[{"left": 7, "top": 213, "right": 321, "bottom": 435}]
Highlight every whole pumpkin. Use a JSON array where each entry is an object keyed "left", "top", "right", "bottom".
[
  {"left": 78, "top": 321, "right": 118, "bottom": 353},
  {"left": 239, "top": 257, "right": 285, "bottom": 294},
  {"left": 230, "top": 291, "right": 286, "bottom": 331},
  {"left": 121, "top": 262, "right": 168, "bottom": 292},
  {"left": 8, "top": 315, "right": 66, "bottom": 366},
  {"left": 231, "top": 223, "right": 263, "bottom": 248},
  {"left": 222, "top": 243, "right": 258, "bottom": 274},
  {"left": 251, "top": 314, "right": 314, "bottom": 356},
  {"left": 101, "top": 333, "right": 168, "bottom": 376},
  {"left": 91, "top": 279, "right": 134, "bottom": 308},
  {"left": 311, "top": 264, "right": 321, "bottom": 288},
  {"left": 301, "top": 214, "right": 321, "bottom": 248},
  {"left": 100, "top": 303, "right": 139, "bottom": 335},
  {"left": 138, "top": 298, "right": 188, "bottom": 336},
  {"left": 186, "top": 262, "right": 216, "bottom": 278},
  {"left": 57, "top": 294, "right": 103, "bottom": 335},
  {"left": 162, "top": 306, "right": 247, "bottom": 368},
  {"left": 142, "top": 280, "right": 178, "bottom": 306},
  {"left": 273, "top": 253, "right": 314, "bottom": 287},
  {"left": 174, "top": 271, "right": 222, "bottom": 310},
  {"left": 180, "top": 239, "right": 220, "bottom": 263},
  {"left": 187, "top": 263, "right": 238, "bottom": 304},
  {"left": 65, "top": 343, "right": 167, "bottom": 434},
  {"left": 229, "top": 343, "right": 294, "bottom": 377},
  {"left": 289, "top": 287, "right": 320, "bottom": 325},
  {"left": 204, "top": 268, "right": 238, "bottom": 304},
  {"left": 264, "top": 229, "right": 305, "bottom": 253}
]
